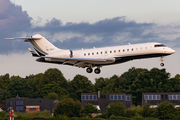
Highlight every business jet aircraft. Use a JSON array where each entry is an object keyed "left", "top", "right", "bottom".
[{"left": 7, "top": 34, "right": 175, "bottom": 74}]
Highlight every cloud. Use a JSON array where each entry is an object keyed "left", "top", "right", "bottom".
[
  {"left": 45, "top": 18, "right": 62, "bottom": 27},
  {"left": 1, "top": 0, "right": 180, "bottom": 54},
  {"left": 84, "top": 35, "right": 103, "bottom": 43},
  {"left": 0, "top": 0, "right": 31, "bottom": 32},
  {"left": 47, "top": 32, "right": 83, "bottom": 43},
  {"left": 0, "top": 0, "right": 32, "bottom": 54},
  {"left": 29, "top": 17, "right": 155, "bottom": 49},
  {"left": 31, "top": 17, "right": 180, "bottom": 49}
]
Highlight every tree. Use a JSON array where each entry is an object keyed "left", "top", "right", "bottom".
[
  {"left": 174, "top": 107, "right": 180, "bottom": 120},
  {"left": 101, "top": 75, "right": 121, "bottom": 93},
  {"left": 43, "top": 68, "right": 67, "bottom": 88},
  {"left": 94, "top": 75, "right": 121, "bottom": 93},
  {"left": 81, "top": 103, "right": 98, "bottom": 117},
  {"left": 0, "top": 74, "right": 11, "bottom": 90},
  {"left": 26, "top": 69, "right": 68, "bottom": 99},
  {"left": 116, "top": 67, "right": 148, "bottom": 99},
  {"left": 8, "top": 76, "right": 33, "bottom": 98},
  {"left": 94, "top": 77, "right": 106, "bottom": 92},
  {"left": 121, "top": 67, "right": 148, "bottom": 90},
  {"left": 168, "top": 74, "right": 180, "bottom": 92},
  {"left": 69, "top": 75, "right": 94, "bottom": 100},
  {"left": 46, "top": 92, "right": 58, "bottom": 100},
  {"left": 1, "top": 89, "right": 11, "bottom": 102},
  {"left": 142, "top": 103, "right": 154, "bottom": 117},
  {"left": 54, "top": 98, "right": 81, "bottom": 118},
  {"left": 156, "top": 101, "right": 175, "bottom": 120},
  {"left": 27, "top": 73, "right": 44, "bottom": 98},
  {"left": 42, "top": 81, "right": 68, "bottom": 98},
  {"left": 129, "top": 68, "right": 171, "bottom": 105},
  {"left": 106, "top": 102, "right": 127, "bottom": 117}
]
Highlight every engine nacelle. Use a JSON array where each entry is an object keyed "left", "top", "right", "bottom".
[{"left": 46, "top": 50, "right": 73, "bottom": 58}]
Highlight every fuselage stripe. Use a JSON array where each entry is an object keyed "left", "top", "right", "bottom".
[{"left": 29, "top": 40, "right": 48, "bottom": 55}]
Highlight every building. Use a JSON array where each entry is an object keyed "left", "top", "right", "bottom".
[
  {"left": 81, "top": 92, "right": 132, "bottom": 113},
  {"left": 6, "top": 97, "right": 58, "bottom": 113},
  {"left": 142, "top": 92, "right": 180, "bottom": 108}
]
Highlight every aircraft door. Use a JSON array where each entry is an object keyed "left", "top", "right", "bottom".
[
  {"left": 104, "top": 50, "right": 108, "bottom": 56},
  {"left": 69, "top": 50, "right": 73, "bottom": 57}
]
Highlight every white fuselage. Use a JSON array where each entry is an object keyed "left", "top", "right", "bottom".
[{"left": 43, "top": 42, "right": 175, "bottom": 67}]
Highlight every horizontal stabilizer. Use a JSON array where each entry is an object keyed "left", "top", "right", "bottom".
[
  {"left": 5, "top": 37, "right": 41, "bottom": 42},
  {"left": 6, "top": 34, "right": 61, "bottom": 56},
  {"left": 28, "top": 48, "right": 40, "bottom": 57}
]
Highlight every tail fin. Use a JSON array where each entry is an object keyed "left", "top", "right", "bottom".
[{"left": 27, "top": 34, "right": 60, "bottom": 56}]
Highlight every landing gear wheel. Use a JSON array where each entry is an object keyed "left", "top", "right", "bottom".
[
  {"left": 94, "top": 68, "right": 101, "bottom": 74},
  {"left": 86, "top": 67, "right": 93, "bottom": 73},
  {"left": 160, "top": 63, "right": 164, "bottom": 67}
]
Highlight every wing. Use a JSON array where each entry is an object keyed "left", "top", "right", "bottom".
[{"left": 41, "top": 56, "right": 116, "bottom": 68}]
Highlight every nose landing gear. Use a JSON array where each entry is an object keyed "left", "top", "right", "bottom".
[
  {"left": 160, "top": 63, "right": 164, "bottom": 67},
  {"left": 160, "top": 56, "right": 164, "bottom": 67}
]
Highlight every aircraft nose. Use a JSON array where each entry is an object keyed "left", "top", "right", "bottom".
[
  {"left": 171, "top": 49, "right": 176, "bottom": 54},
  {"left": 166, "top": 48, "right": 175, "bottom": 54}
]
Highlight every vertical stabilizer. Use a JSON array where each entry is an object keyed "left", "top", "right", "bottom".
[{"left": 28, "top": 34, "right": 60, "bottom": 56}]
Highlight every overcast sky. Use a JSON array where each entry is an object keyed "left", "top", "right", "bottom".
[{"left": 0, "top": 0, "right": 180, "bottom": 82}]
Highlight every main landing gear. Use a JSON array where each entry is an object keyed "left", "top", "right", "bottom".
[
  {"left": 86, "top": 67, "right": 101, "bottom": 74},
  {"left": 86, "top": 67, "right": 93, "bottom": 73},
  {"left": 160, "top": 56, "right": 164, "bottom": 67},
  {"left": 94, "top": 68, "right": 101, "bottom": 74}
]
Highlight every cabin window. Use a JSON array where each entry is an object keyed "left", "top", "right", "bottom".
[
  {"left": 88, "top": 53, "right": 90, "bottom": 55},
  {"left": 123, "top": 49, "right": 125, "bottom": 52},
  {"left": 110, "top": 51, "right": 112, "bottom": 53},
  {"left": 127, "top": 49, "right": 129, "bottom": 52},
  {"left": 105, "top": 51, "right": 107, "bottom": 54},
  {"left": 114, "top": 50, "right": 116, "bottom": 53},
  {"left": 118, "top": 50, "right": 120, "bottom": 52},
  {"left": 92, "top": 53, "right": 94, "bottom": 55},
  {"left": 132, "top": 48, "right": 133, "bottom": 51},
  {"left": 84, "top": 53, "right": 86, "bottom": 56},
  {"left": 136, "top": 48, "right": 138, "bottom": 51},
  {"left": 97, "top": 52, "right": 98, "bottom": 55},
  {"left": 140, "top": 47, "right": 142, "bottom": 50},
  {"left": 154, "top": 44, "right": 166, "bottom": 47},
  {"left": 101, "top": 52, "right": 103, "bottom": 54},
  {"left": 145, "top": 47, "right": 147, "bottom": 50}
]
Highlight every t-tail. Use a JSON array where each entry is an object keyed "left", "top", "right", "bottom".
[
  {"left": 26, "top": 34, "right": 61, "bottom": 56},
  {"left": 6, "top": 34, "right": 61, "bottom": 56}
]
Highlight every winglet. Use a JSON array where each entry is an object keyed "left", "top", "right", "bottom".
[{"left": 28, "top": 48, "right": 40, "bottom": 57}]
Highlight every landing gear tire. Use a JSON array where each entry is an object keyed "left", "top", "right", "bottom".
[
  {"left": 160, "top": 63, "right": 164, "bottom": 67},
  {"left": 94, "top": 68, "right": 101, "bottom": 74},
  {"left": 86, "top": 67, "right": 93, "bottom": 73},
  {"left": 160, "top": 56, "right": 164, "bottom": 67}
]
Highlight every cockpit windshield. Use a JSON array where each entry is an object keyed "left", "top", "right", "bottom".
[{"left": 154, "top": 44, "right": 166, "bottom": 47}]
